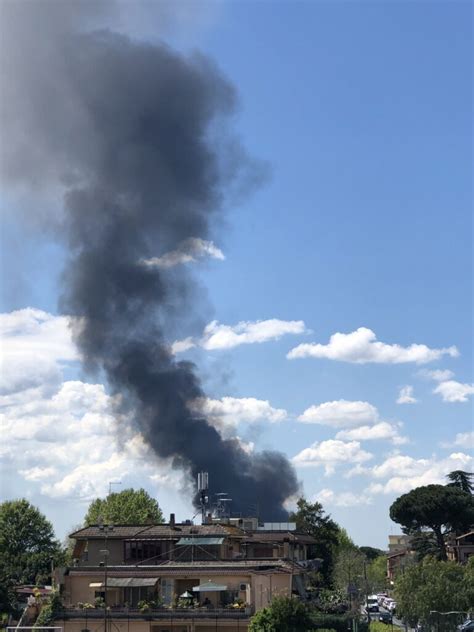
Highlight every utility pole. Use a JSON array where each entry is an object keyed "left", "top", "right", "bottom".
[
  {"left": 363, "top": 560, "right": 369, "bottom": 623},
  {"left": 108, "top": 481, "right": 122, "bottom": 495},
  {"left": 100, "top": 524, "right": 114, "bottom": 632}
]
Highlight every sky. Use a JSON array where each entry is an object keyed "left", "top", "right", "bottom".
[{"left": 0, "top": 0, "right": 472, "bottom": 549}]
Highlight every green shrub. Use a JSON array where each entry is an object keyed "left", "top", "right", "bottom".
[
  {"left": 311, "top": 612, "right": 368, "bottom": 632},
  {"left": 33, "top": 592, "right": 62, "bottom": 628}
]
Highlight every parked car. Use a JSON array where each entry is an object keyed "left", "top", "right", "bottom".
[
  {"left": 366, "top": 605, "right": 380, "bottom": 613},
  {"left": 379, "top": 611, "right": 393, "bottom": 624},
  {"left": 458, "top": 620, "right": 474, "bottom": 632}
]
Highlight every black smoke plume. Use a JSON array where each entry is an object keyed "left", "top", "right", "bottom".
[{"left": 0, "top": 2, "right": 298, "bottom": 519}]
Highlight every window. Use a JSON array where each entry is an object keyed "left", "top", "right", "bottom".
[{"left": 124, "top": 541, "right": 162, "bottom": 562}]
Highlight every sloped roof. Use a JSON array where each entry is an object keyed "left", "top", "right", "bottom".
[{"left": 70, "top": 523, "right": 239, "bottom": 539}]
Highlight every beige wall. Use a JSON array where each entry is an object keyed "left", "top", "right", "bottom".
[
  {"left": 59, "top": 618, "right": 248, "bottom": 632},
  {"left": 251, "top": 573, "right": 291, "bottom": 610}
]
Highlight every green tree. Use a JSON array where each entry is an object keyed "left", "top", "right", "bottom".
[
  {"left": 359, "top": 547, "right": 384, "bottom": 561},
  {"left": 365, "top": 555, "right": 387, "bottom": 594},
  {"left": 248, "top": 596, "right": 314, "bottom": 631},
  {"left": 84, "top": 488, "right": 164, "bottom": 525},
  {"left": 332, "top": 546, "right": 366, "bottom": 604},
  {"left": 394, "top": 557, "right": 474, "bottom": 628},
  {"left": 446, "top": 470, "right": 473, "bottom": 494},
  {"left": 389, "top": 484, "right": 474, "bottom": 560},
  {"left": 0, "top": 500, "right": 63, "bottom": 588},
  {"left": 289, "top": 498, "right": 341, "bottom": 587},
  {"left": 409, "top": 530, "right": 439, "bottom": 562}
]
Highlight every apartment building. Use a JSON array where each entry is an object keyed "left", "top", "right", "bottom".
[{"left": 55, "top": 516, "right": 318, "bottom": 632}]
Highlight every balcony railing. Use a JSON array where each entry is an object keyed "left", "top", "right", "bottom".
[{"left": 60, "top": 607, "right": 252, "bottom": 620}]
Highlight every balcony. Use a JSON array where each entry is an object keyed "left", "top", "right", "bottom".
[{"left": 60, "top": 607, "right": 252, "bottom": 621}]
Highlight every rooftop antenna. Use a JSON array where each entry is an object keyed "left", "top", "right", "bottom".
[
  {"left": 197, "top": 471, "right": 209, "bottom": 524},
  {"left": 214, "top": 493, "right": 232, "bottom": 520}
]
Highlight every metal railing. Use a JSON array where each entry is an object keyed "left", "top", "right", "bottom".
[{"left": 60, "top": 607, "right": 252, "bottom": 620}]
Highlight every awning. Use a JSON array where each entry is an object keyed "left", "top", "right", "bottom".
[
  {"left": 177, "top": 537, "right": 224, "bottom": 546},
  {"left": 192, "top": 581, "right": 227, "bottom": 592},
  {"left": 89, "top": 578, "right": 158, "bottom": 588}
]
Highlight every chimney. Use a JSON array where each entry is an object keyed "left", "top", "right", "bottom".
[{"left": 170, "top": 513, "right": 175, "bottom": 528}]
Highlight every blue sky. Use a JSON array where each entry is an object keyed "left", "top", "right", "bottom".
[{"left": 1, "top": 0, "right": 472, "bottom": 548}]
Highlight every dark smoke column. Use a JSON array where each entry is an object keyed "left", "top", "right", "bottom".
[{"left": 1, "top": 12, "right": 298, "bottom": 518}]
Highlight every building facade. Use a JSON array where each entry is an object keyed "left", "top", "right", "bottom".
[{"left": 55, "top": 518, "right": 318, "bottom": 632}]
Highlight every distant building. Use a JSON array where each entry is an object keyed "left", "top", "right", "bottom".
[
  {"left": 387, "top": 534, "right": 412, "bottom": 553},
  {"left": 386, "top": 535, "right": 414, "bottom": 583},
  {"left": 447, "top": 530, "right": 474, "bottom": 564},
  {"left": 55, "top": 516, "right": 320, "bottom": 632}
]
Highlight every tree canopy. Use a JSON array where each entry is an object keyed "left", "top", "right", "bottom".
[
  {"left": 389, "top": 484, "right": 474, "bottom": 560},
  {"left": 289, "top": 498, "right": 341, "bottom": 586},
  {"left": 446, "top": 470, "right": 473, "bottom": 494},
  {"left": 395, "top": 557, "right": 474, "bottom": 628},
  {"left": 359, "top": 546, "right": 384, "bottom": 561},
  {"left": 0, "top": 499, "right": 62, "bottom": 592},
  {"left": 84, "top": 488, "right": 164, "bottom": 525},
  {"left": 248, "top": 596, "right": 315, "bottom": 632}
]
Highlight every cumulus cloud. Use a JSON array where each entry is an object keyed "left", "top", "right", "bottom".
[
  {"left": 287, "top": 327, "right": 458, "bottom": 364},
  {"left": 190, "top": 396, "right": 286, "bottom": 436},
  {"left": 0, "top": 308, "right": 77, "bottom": 394},
  {"left": 297, "top": 400, "right": 407, "bottom": 444},
  {"left": 140, "top": 237, "right": 225, "bottom": 268},
  {"left": 440, "top": 431, "right": 474, "bottom": 450},
  {"left": 170, "top": 337, "right": 195, "bottom": 354},
  {"left": 1, "top": 376, "right": 186, "bottom": 501},
  {"left": 314, "top": 488, "right": 372, "bottom": 508},
  {"left": 297, "top": 400, "right": 378, "bottom": 428},
  {"left": 365, "top": 451, "right": 474, "bottom": 495},
  {"left": 336, "top": 422, "right": 408, "bottom": 445},
  {"left": 292, "top": 439, "right": 373, "bottom": 475},
  {"left": 418, "top": 369, "right": 455, "bottom": 382},
  {"left": 433, "top": 380, "right": 474, "bottom": 403},
  {"left": 397, "top": 385, "right": 418, "bottom": 404},
  {"left": 173, "top": 318, "right": 307, "bottom": 352}
]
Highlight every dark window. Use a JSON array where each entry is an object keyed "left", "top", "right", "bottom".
[{"left": 124, "top": 541, "right": 162, "bottom": 563}]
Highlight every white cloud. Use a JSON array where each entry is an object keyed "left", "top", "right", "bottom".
[
  {"left": 314, "top": 488, "right": 372, "bottom": 508},
  {"left": 170, "top": 337, "right": 196, "bottom": 354},
  {"left": 140, "top": 238, "right": 225, "bottom": 268},
  {"left": 419, "top": 369, "right": 455, "bottom": 382},
  {"left": 366, "top": 451, "right": 474, "bottom": 495},
  {"left": 195, "top": 396, "right": 286, "bottom": 424},
  {"left": 344, "top": 464, "right": 371, "bottom": 478},
  {"left": 287, "top": 327, "right": 458, "bottom": 364},
  {"left": 1, "top": 376, "right": 185, "bottom": 502},
  {"left": 173, "top": 318, "right": 307, "bottom": 353},
  {"left": 396, "top": 385, "right": 418, "bottom": 405},
  {"left": 292, "top": 439, "right": 373, "bottom": 475},
  {"left": 433, "top": 380, "right": 474, "bottom": 403},
  {"left": 19, "top": 466, "right": 58, "bottom": 481},
  {"left": 298, "top": 400, "right": 408, "bottom": 445},
  {"left": 298, "top": 400, "right": 378, "bottom": 428},
  {"left": 191, "top": 396, "right": 286, "bottom": 436},
  {"left": 336, "top": 422, "right": 408, "bottom": 445},
  {"left": 440, "top": 431, "right": 474, "bottom": 450},
  {"left": 0, "top": 308, "right": 77, "bottom": 394}
]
